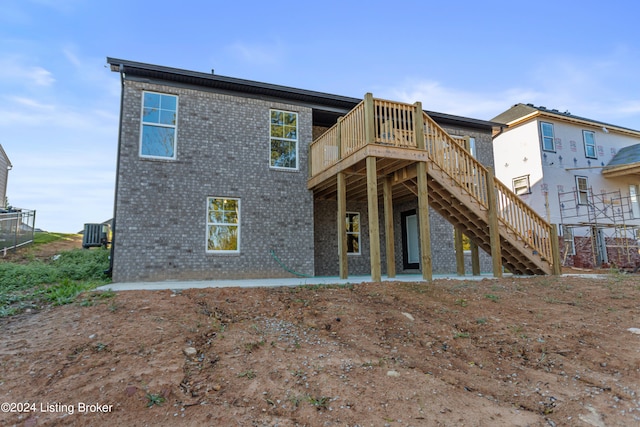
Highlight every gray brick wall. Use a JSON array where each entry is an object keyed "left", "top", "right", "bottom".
[
  {"left": 113, "top": 80, "right": 315, "bottom": 282},
  {"left": 113, "top": 81, "right": 497, "bottom": 282}
]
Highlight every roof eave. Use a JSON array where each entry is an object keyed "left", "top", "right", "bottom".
[
  {"left": 602, "top": 162, "right": 640, "bottom": 177},
  {"left": 501, "top": 109, "right": 640, "bottom": 137}
]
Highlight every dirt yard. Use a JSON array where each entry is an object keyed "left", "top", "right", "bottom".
[{"left": 1, "top": 240, "right": 640, "bottom": 426}]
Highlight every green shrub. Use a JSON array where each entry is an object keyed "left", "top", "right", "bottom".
[{"left": 0, "top": 247, "right": 111, "bottom": 316}]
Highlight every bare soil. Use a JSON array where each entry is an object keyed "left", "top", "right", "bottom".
[{"left": 1, "top": 240, "right": 640, "bottom": 426}]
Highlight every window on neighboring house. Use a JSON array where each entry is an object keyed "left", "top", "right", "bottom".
[
  {"left": 513, "top": 175, "right": 531, "bottom": 195},
  {"left": 630, "top": 184, "right": 640, "bottom": 219},
  {"left": 583, "top": 130, "right": 597, "bottom": 159},
  {"left": 206, "top": 197, "right": 240, "bottom": 253},
  {"left": 270, "top": 110, "right": 298, "bottom": 169},
  {"left": 346, "top": 212, "right": 360, "bottom": 254},
  {"left": 575, "top": 176, "right": 589, "bottom": 205},
  {"left": 540, "top": 122, "right": 555, "bottom": 152},
  {"left": 140, "top": 92, "right": 178, "bottom": 159},
  {"left": 562, "top": 225, "right": 576, "bottom": 256}
]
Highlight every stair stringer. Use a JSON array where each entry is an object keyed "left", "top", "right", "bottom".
[{"left": 425, "top": 160, "right": 552, "bottom": 275}]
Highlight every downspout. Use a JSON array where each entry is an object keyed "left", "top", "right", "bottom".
[{"left": 106, "top": 63, "right": 125, "bottom": 277}]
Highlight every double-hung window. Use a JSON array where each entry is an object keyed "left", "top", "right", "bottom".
[
  {"left": 206, "top": 197, "right": 240, "bottom": 253},
  {"left": 576, "top": 176, "right": 589, "bottom": 205},
  {"left": 346, "top": 212, "right": 360, "bottom": 255},
  {"left": 540, "top": 122, "right": 555, "bottom": 152},
  {"left": 140, "top": 92, "right": 178, "bottom": 159},
  {"left": 270, "top": 110, "right": 298, "bottom": 169},
  {"left": 583, "top": 130, "right": 597, "bottom": 159},
  {"left": 562, "top": 225, "right": 576, "bottom": 256},
  {"left": 513, "top": 175, "right": 531, "bottom": 195}
]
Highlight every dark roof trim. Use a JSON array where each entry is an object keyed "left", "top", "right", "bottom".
[
  {"left": 107, "top": 57, "right": 360, "bottom": 111},
  {"left": 424, "top": 109, "right": 500, "bottom": 131},
  {"left": 107, "top": 57, "right": 498, "bottom": 131}
]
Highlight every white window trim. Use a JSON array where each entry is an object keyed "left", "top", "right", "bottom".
[
  {"left": 630, "top": 184, "right": 640, "bottom": 219},
  {"left": 540, "top": 122, "right": 555, "bottom": 152},
  {"left": 269, "top": 109, "right": 299, "bottom": 171},
  {"left": 139, "top": 91, "right": 178, "bottom": 160},
  {"left": 206, "top": 197, "right": 240, "bottom": 254},
  {"left": 583, "top": 130, "right": 597, "bottom": 159},
  {"left": 562, "top": 225, "right": 576, "bottom": 256},
  {"left": 513, "top": 175, "right": 531, "bottom": 195},
  {"left": 576, "top": 176, "right": 589, "bottom": 205},
  {"left": 346, "top": 211, "right": 361, "bottom": 255}
]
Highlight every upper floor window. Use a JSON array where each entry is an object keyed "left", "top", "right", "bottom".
[
  {"left": 583, "top": 130, "right": 597, "bottom": 159},
  {"left": 140, "top": 92, "right": 178, "bottom": 159},
  {"left": 575, "top": 176, "right": 589, "bottom": 205},
  {"left": 346, "top": 212, "right": 360, "bottom": 254},
  {"left": 270, "top": 110, "right": 298, "bottom": 169},
  {"left": 206, "top": 197, "right": 240, "bottom": 253},
  {"left": 540, "top": 122, "right": 555, "bottom": 152},
  {"left": 513, "top": 175, "right": 531, "bottom": 195}
]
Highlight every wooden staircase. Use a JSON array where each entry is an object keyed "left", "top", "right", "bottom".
[{"left": 308, "top": 95, "right": 560, "bottom": 276}]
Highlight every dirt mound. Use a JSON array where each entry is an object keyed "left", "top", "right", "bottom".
[{"left": 1, "top": 270, "right": 639, "bottom": 426}]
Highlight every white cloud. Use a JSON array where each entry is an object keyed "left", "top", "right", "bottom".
[
  {"left": 380, "top": 79, "right": 542, "bottom": 120},
  {"left": 8, "top": 96, "right": 55, "bottom": 110},
  {"left": 0, "top": 57, "right": 55, "bottom": 87}
]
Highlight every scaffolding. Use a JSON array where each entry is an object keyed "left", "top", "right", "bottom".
[{"left": 558, "top": 188, "right": 640, "bottom": 269}]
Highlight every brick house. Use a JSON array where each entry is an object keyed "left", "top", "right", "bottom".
[
  {"left": 492, "top": 104, "right": 640, "bottom": 269},
  {"left": 108, "top": 58, "right": 558, "bottom": 283}
]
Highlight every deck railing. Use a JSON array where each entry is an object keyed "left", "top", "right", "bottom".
[{"left": 309, "top": 96, "right": 554, "bottom": 264}]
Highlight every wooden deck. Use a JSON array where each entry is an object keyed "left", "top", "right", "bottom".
[{"left": 308, "top": 94, "right": 560, "bottom": 280}]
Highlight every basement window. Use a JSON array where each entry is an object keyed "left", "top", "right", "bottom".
[
  {"left": 346, "top": 212, "right": 360, "bottom": 255},
  {"left": 562, "top": 225, "right": 576, "bottom": 256}
]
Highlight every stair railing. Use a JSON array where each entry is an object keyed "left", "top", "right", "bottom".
[{"left": 309, "top": 96, "right": 556, "bottom": 266}]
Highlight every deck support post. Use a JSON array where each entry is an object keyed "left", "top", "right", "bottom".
[
  {"left": 383, "top": 176, "right": 396, "bottom": 278},
  {"left": 471, "top": 241, "right": 481, "bottom": 275},
  {"left": 414, "top": 102, "right": 431, "bottom": 281},
  {"left": 337, "top": 171, "right": 348, "bottom": 279},
  {"left": 486, "top": 168, "right": 503, "bottom": 278},
  {"left": 417, "top": 162, "right": 432, "bottom": 281},
  {"left": 364, "top": 93, "right": 381, "bottom": 282},
  {"left": 366, "top": 156, "right": 381, "bottom": 282},
  {"left": 550, "top": 224, "right": 562, "bottom": 275},
  {"left": 454, "top": 228, "right": 465, "bottom": 276}
]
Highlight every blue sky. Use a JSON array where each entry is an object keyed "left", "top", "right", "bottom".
[{"left": 1, "top": 0, "right": 639, "bottom": 232}]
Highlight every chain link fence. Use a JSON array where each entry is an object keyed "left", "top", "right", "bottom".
[{"left": 0, "top": 209, "right": 36, "bottom": 254}]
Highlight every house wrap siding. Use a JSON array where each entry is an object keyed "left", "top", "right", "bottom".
[{"left": 112, "top": 80, "right": 314, "bottom": 282}]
